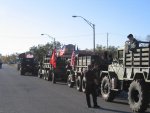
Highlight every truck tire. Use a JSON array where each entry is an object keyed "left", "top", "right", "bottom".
[
  {"left": 43, "top": 71, "right": 46, "bottom": 80},
  {"left": 76, "top": 76, "right": 82, "bottom": 92},
  {"left": 34, "top": 70, "right": 38, "bottom": 76},
  {"left": 67, "top": 75, "right": 74, "bottom": 88},
  {"left": 52, "top": 72, "right": 56, "bottom": 84},
  {"left": 82, "top": 76, "right": 86, "bottom": 93},
  {"left": 101, "top": 76, "right": 115, "bottom": 101},
  {"left": 44, "top": 71, "right": 50, "bottom": 81},
  {"left": 46, "top": 71, "right": 51, "bottom": 81},
  {"left": 17, "top": 64, "right": 20, "bottom": 71},
  {"left": 20, "top": 69, "right": 25, "bottom": 75},
  {"left": 128, "top": 80, "right": 148, "bottom": 113},
  {"left": 38, "top": 69, "right": 42, "bottom": 78}
]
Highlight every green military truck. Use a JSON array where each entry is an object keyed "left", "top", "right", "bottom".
[
  {"left": 100, "top": 42, "right": 150, "bottom": 113},
  {"left": 19, "top": 58, "right": 38, "bottom": 76},
  {"left": 67, "top": 51, "right": 108, "bottom": 93},
  {"left": 38, "top": 44, "right": 75, "bottom": 83},
  {"left": 38, "top": 55, "right": 68, "bottom": 83},
  {"left": 18, "top": 53, "right": 38, "bottom": 76}
]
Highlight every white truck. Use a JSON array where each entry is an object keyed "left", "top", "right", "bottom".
[{"left": 100, "top": 42, "right": 150, "bottom": 113}]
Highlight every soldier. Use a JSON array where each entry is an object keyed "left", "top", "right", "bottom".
[
  {"left": 84, "top": 64, "right": 100, "bottom": 108},
  {"left": 126, "top": 34, "right": 139, "bottom": 51}
]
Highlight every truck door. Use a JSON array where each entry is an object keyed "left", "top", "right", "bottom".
[{"left": 109, "top": 49, "right": 124, "bottom": 80}]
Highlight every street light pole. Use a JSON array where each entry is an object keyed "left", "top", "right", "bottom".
[
  {"left": 41, "top": 34, "right": 56, "bottom": 49},
  {"left": 72, "top": 15, "right": 95, "bottom": 52},
  {"left": 93, "top": 24, "right": 95, "bottom": 53}
]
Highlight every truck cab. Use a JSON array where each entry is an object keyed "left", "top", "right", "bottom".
[{"left": 108, "top": 48, "right": 124, "bottom": 80}]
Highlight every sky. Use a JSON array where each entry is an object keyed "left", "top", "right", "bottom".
[{"left": 0, "top": 0, "right": 150, "bottom": 55}]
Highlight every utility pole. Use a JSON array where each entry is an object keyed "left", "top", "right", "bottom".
[{"left": 107, "top": 33, "right": 109, "bottom": 50}]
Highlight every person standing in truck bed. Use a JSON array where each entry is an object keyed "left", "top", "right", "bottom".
[{"left": 126, "top": 34, "right": 139, "bottom": 51}]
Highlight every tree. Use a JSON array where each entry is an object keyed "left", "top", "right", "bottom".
[
  {"left": 1, "top": 53, "right": 18, "bottom": 63},
  {"left": 95, "top": 44, "right": 118, "bottom": 58},
  {"left": 146, "top": 35, "right": 150, "bottom": 41},
  {"left": 29, "top": 41, "right": 61, "bottom": 61}
]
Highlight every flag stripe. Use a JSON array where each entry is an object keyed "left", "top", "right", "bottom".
[{"left": 50, "top": 49, "right": 56, "bottom": 68}]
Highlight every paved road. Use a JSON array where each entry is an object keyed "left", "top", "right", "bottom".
[{"left": 0, "top": 64, "right": 150, "bottom": 113}]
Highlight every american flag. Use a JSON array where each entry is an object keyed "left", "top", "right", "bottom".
[
  {"left": 59, "top": 46, "right": 66, "bottom": 56},
  {"left": 50, "top": 49, "right": 57, "bottom": 68},
  {"left": 70, "top": 50, "right": 75, "bottom": 66}
]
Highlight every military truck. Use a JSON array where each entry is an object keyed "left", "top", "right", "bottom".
[
  {"left": 67, "top": 51, "right": 108, "bottom": 93},
  {"left": 18, "top": 53, "right": 38, "bottom": 76},
  {"left": 38, "top": 55, "right": 52, "bottom": 81},
  {"left": 38, "top": 55, "right": 68, "bottom": 83},
  {"left": 100, "top": 42, "right": 150, "bottom": 113},
  {"left": 38, "top": 44, "right": 75, "bottom": 83}
]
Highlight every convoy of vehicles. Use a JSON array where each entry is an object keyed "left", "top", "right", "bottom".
[{"left": 14, "top": 41, "right": 150, "bottom": 113}]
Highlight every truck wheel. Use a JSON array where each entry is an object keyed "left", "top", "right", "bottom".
[
  {"left": 67, "top": 75, "right": 74, "bottom": 88},
  {"left": 82, "top": 77, "right": 86, "bottom": 93},
  {"left": 76, "top": 76, "right": 82, "bottom": 92},
  {"left": 46, "top": 71, "right": 51, "bottom": 81},
  {"left": 34, "top": 70, "right": 38, "bottom": 76},
  {"left": 45, "top": 71, "right": 50, "bottom": 81},
  {"left": 17, "top": 64, "right": 20, "bottom": 71},
  {"left": 43, "top": 71, "right": 46, "bottom": 80},
  {"left": 101, "top": 76, "right": 115, "bottom": 101},
  {"left": 20, "top": 69, "right": 25, "bottom": 75},
  {"left": 128, "top": 80, "right": 148, "bottom": 113},
  {"left": 52, "top": 72, "right": 56, "bottom": 84},
  {"left": 38, "top": 70, "right": 42, "bottom": 78}
]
